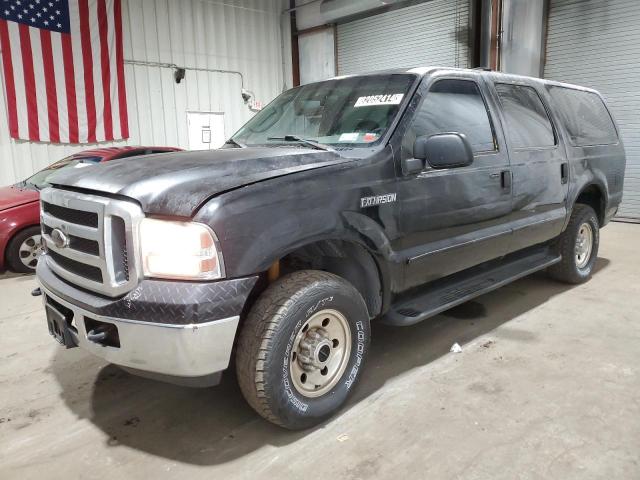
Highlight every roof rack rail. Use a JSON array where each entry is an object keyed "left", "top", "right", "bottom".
[{"left": 473, "top": 67, "right": 492, "bottom": 71}]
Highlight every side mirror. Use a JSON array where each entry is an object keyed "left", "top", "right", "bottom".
[{"left": 414, "top": 133, "right": 474, "bottom": 169}]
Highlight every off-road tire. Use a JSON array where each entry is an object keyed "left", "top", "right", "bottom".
[
  {"left": 548, "top": 204, "right": 599, "bottom": 284},
  {"left": 236, "top": 270, "right": 371, "bottom": 430},
  {"left": 6, "top": 226, "right": 42, "bottom": 273}
]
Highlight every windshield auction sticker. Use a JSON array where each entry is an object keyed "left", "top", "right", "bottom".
[
  {"left": 339, "top": 132, "right": 359, "bottom": 142},
  {"left": 354, "top": 94, "right": 404, "bottom": 107}
]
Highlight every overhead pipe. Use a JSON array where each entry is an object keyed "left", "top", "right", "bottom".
[{"left": 123, "top": 59, "right": 258, "bottom": 110}]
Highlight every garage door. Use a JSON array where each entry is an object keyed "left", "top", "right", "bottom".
[
  {"left": 544, "top": 0, "right": 640, "bottom": 220},
  {"left": 336, "top": 0, "right": 469, "bottom": 75}
]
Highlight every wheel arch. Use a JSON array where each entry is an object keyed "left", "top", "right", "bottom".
[
  {"left": 268, "top": 238, "right": 390, "bottom": 319},
  {"left": 223, "top": 206, "right": 398, "bottom": 319},
  {"left": 573, "top": 183, "right": 606, "bottom": 226}
]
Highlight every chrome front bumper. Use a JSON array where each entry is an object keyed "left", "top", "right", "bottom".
[{"left": 40, "top": 283, "right": 239, "bottom": 382}]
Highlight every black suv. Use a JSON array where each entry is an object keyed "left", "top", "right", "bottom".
[{"left": 36, "top": 67, "right": 625, "bottom": 429}]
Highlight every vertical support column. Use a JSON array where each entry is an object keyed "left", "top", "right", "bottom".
[
  {"left": 290, "top": 0, "right": 301, "bottom": 87},
  {"left": 539, "top": 0, "right": 551, "bottom": 78},
  {"left": 478, "top": 0, "right": 501, "bottom": 70},
  {"left": 489, "top": 0, "right": 502, "bottom": 71}
]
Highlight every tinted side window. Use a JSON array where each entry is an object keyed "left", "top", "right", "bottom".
[
  {"left": 548, "top": 86, "right": 618, "bottom": 146},
  {"left": 495, "top": 84, "right": 555, "bottom": 148},
  {"left": 406, "top": 79, "right": 496, "bottom": 154}
]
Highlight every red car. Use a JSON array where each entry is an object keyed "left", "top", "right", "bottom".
[{"left": 0, "top": 146, "right": 181, "bottom": 273}]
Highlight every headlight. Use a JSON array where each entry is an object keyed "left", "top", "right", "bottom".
[{"left": 139, "top": 218, "right": 224, "bottom": 280}]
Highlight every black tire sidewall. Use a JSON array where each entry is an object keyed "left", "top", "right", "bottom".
[
  {"left": 571, "top": 209, "right": 599, "bottom": 280},
  {"left": 7, "top": 226, "right": 41, "bottom": 273},
  {"left": 265, "top": 281, "right": 370, "bottom": 429}
]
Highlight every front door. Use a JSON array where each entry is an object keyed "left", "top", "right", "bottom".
[{"left": 394, "top": 74, "right": 513, "bottom": 291}]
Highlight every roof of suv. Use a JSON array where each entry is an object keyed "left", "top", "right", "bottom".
[{"left": 331, "top": 66, "right": 598, "bottom": 94}]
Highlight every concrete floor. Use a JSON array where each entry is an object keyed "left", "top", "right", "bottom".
[{"left": 1, "top": 222, "right": 639, "bottom": 480}]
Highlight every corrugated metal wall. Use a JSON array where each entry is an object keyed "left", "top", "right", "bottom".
[
  {"left": 336, "top": 0, "right": 470, "bottom": 75},
  {"left": 544, "top": 0, "right": 640, "bottom": 220},
  {"left": 0, "top": 0, "right": 291, "bottom": 186}
]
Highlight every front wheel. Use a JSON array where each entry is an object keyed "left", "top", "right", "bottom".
[
  {"left": 548, "top": 204, "right": 599, "bottom": 284},
  {"left": 236, "top": 270, "right": 371, "bottom": 430}
]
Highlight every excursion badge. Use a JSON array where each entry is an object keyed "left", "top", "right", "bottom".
[{"left": 360, "top": 193, "right": 397, "bottom": 208}]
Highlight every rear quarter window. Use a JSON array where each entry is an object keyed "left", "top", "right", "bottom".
[{"left": 547, "top": 86, "right": 618, "bottom": 146}]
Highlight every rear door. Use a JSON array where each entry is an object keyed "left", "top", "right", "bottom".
[
  {"left": 487, "top": 78, "right": 569, "bottom": 252},
  {"left": 394, "top": 72, "right": 513, "bottom": 291}
]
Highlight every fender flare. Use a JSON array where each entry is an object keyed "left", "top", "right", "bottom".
[{"left": 566, "top": 172, "right": 609, "bottom": 229}]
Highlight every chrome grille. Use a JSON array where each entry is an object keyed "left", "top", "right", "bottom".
[{"left": 40, "top": 188, "right": 143, "bottom": 297}]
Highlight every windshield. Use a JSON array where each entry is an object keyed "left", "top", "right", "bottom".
[
  {"left": 231, "top": 74, "right": 416, "bottom": 148},
  {"left": 25, "top": 155, "right": 102, "bottom": 189}
]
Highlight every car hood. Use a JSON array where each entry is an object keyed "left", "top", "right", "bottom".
[
  {"left": 0, "top": 185, "right": 39, "bottom": 211},
  {"left": 48, "top": 147, "right": 352, "bottom": 216}
]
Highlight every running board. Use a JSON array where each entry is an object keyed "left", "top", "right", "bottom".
[{"left": 383, "top": 248, "right": 561, "bottom": 327}]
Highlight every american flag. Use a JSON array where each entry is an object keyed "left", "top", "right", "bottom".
[{"left": 0, "top": 0, "right": 128, "bottom": 143}]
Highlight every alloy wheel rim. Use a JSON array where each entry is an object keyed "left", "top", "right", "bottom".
[
  {"left": 290, "top": 309, "right": 352, "bottom": 398},
  {"left": 575, "top": 222, "right": 593, "bottom": 269},
  {"left": 19, "top": 234, "right": 43, "bottom": 270}
]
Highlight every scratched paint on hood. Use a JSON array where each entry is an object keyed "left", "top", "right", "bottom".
[{"left": 47, "top": 147, "right": 352, "bottom": 217}]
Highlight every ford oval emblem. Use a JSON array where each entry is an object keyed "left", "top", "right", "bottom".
[{"left": 51, "top": 228, "right": 69, "bottom": 249}]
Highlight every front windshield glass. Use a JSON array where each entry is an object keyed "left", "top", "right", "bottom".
[
  {"left": 25, "top": 155, "right": 102, "bottom": 189},
  {"left": 232, "top": 74, "right": 416, "bottom": 148}
]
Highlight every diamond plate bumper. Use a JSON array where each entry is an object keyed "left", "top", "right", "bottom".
[
  {"left": 37, "top": 257, "right": 259, "bottom": 382},
  {"left": 36, "top": 255, "right": 258, "bottom": 324}
]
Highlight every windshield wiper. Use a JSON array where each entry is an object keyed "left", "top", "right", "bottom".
[
  {"left": 267, "top": 135, "right": 334, "bottom": 151},
  {"left": 16, "top": 179, "right": 39, "bottom": 190},
  {"left": 225, "top": 138, "right": 247, "bottom": 148}
]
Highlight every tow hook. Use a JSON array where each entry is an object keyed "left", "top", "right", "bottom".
[
  {"left": 31, "top": 287, "right": 42, "bottom": 297},
  {"left": 86, "top": 327, "right": 110, "bottom": 343},
  {"left": 85, "top": 321, "right": 121, "bottom": 347}
]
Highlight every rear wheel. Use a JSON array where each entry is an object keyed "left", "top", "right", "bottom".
[
  {"left": 548, "top": 204, "right": 599, "bottom": 284},
  {"left": 6, "top": 226, "right": 43, "bottom": 273},
  {"left": 236, "top": 270, "right": 371, "bottom": 430}
]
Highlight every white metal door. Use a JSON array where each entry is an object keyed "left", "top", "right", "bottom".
[
  {"left": 336, "top": 0, "right": 470, "bottom": 75},
  {"left": 545, "top": 0, "right": 640, "bottom": 220},
  {"left": 299, "top": 28, "right": 336, "bottom": 84},
  {"left": 187, "top": 112, "right": 226, "bottom": 150}
]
